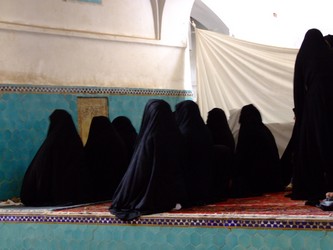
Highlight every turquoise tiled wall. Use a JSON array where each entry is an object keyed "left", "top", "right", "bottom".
[
  {"left": 0, "top": 85, "right": 191, "bottom": 200},
  {"left": 1, "top": 84, "right": 333, "bottom": 250},
  {"left": 1, "top": 223, "right": 333, "bottom": 249}
]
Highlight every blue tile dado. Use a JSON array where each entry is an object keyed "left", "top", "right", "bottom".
[
  {"left": 0, "top": 84, "right": 192, "bottom": 200},
  {"left": 0, "top": 222, "right": 333, "bottom": 249}
]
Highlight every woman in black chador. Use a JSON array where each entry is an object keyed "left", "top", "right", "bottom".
[
  {"left": 174, "top": 100, "right": 216, "bottom": 205},
  {"left": 206, "top": 107, "right": 235, "bottom": 152},
  {"left": 231, "top": 104, "right": 283, "bottom": 197},
  {"left": 20, "top": 109, "right": 87, "bottom": 206},
  {"left": 112, "top": 116, "right": 138, "bottom": 161},
  {"left": 291, "top": 29, "right": 333, "bottom": 203},
  {"left": 206, "top": 107, "right": 235, "bottom": 199},
  {"left": 280, "top": 109, "right": 296, "bottom": 189},
  {"left": 84, "top": 116, "right": 129, "bottom": 202},
  {"left": 110, "top": 99, "right": 188, "bottom": 221}
]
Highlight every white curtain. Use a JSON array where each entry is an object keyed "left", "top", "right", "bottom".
[
  {"left": 195, "top": 28, "right": 298, "bottom": 123},
  {"left": 195, "top": 28, "right": 299, "bottom": 155}
]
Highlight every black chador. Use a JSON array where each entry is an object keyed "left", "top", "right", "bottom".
[
  {"left": 231, "top": 104, "right": 283, "bottom": 197},
  {"left": 112, "top": 116, "right": 138, "bottom": 162},
  {"left": 84, "top": 116, "right": 129, "bottom": 202},
  {"left": 206, "top": 107, "right": 235, "bottom": 199},
  {"left": 110, "top": 99, "right": 187, "bottom": 221},
  {"left": 291, "top": 29, "right": 333, "bottom": 202},
  {"left": 206, "top": 107, "right": 235, "bottom": 152},
  {"left": 20, "top": 109, "right": 87, "bottom": 206},
  {"left": 174, "top": 100, "right": 215, "bottom": 205}
]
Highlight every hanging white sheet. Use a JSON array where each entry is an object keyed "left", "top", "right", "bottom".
[{"left": 195, "top": 28, "right": 299, "bottom": 155}]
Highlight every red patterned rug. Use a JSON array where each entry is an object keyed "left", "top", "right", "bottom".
[{"left": 56, "top": 192, "right": 333, "bottom": 218}]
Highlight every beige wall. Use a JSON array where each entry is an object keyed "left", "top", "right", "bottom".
[{"left": 0, "top": 0, "right": 194, "bottom": 89}]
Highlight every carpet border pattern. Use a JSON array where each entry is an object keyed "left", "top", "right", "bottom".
[{"left": 1, "top": 213, "right": 333, "bottom": 230}]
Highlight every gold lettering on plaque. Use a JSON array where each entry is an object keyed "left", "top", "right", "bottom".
[{"left": 77, "top": 97, "right": 108, "bottom": 145}]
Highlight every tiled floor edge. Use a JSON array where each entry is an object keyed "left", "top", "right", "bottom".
[{"left": 1, "top": 213, "right": 333, "bottom": 231}]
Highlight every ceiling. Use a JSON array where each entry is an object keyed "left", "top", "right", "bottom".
[{"left": 190, "top": 0, "right": 229, "bottom": 35}]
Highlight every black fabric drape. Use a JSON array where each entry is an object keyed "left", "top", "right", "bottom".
[
  {"left": 174, "top": 100, "right": 215, "bottom": 206},
  {"left": 231, "top": 104, "right": 283, "bottom": 197},
  {"left": 206, "top": 108, "right": 235, "bottom": 200},
  {"left": 110, "top": 99, "right": 188, "bottom": 221},
  {"left": 291, "top": 29, "right": 333, "bottom": 201},
  {"left": 280, "top": 128, "right": 295, "bottom": 188},
  {"left": 20, "top": 109, "right": 87, "bottom": 206},
  {"left": 206, "top": 108, "right": 235, "bottom": 152},
  {"left": 84, "top": 116, "right": 129, "bottom": 202},
  {"left": 112, "top": 116, "right": 138, "bottom": 161}
]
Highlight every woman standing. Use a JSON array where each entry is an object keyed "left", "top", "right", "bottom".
[{"left": 291, "top": 29, "right": 333, "bottom": 204}]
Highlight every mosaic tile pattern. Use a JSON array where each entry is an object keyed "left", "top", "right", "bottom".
[
  {"left": 1, "top": 213, "right": 333, "bottom": 231},
  {"left": 0, "top": 84, "right": 192, "bottom": 200},
  {"left": 78, "top": 0, "right": 102, "bottom": 3},
  {"left": 0, "top": 84, "right": 193, "bottom": 97},
  {"left": 1, "top": 219, "right": 333, "bottom": 249}
]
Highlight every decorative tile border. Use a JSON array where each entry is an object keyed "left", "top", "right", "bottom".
[
  {"left": 1, "top": 213, "right": 333, "bottom": 230},
  {"left": 65, "top": 0, "right": 102, "bottom": 4},
  {"left": 0, "top": 84, "right": 193, "bottom": 97}
]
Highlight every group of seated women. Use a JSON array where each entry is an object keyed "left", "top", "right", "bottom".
[
  {"left": 20, "top": 111, "right": 138, "bottom": 206},
  {"left": 20, "top": 99, "right": 288, "bottom": 220}
]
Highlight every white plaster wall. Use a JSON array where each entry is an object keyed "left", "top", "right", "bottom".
[
  {"left": 0, "top": 0, "right": 195, "bottom": 90},
  {"left": 0, "top": 0, "right": 156, "bottom": 39}
]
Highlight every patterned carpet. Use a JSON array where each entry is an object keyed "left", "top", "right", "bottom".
[{"left": 54, "top": 192, "right": 333, "bottom": 219}]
